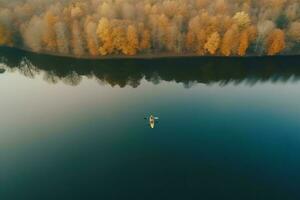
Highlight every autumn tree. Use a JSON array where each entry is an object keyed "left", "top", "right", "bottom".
[
  {"left": 247, "top": 25, "right": 257, "bottom": 42},
  {"left": 256, "top": 20, "right": 275, "bottom": 53},
  {"left": 71, "top": 3, "right": 83, "bottom": 19},
  {"left": 165, "top": 24, "right": 179, "bottom": 52},
  {"left": 185, "top": 31, "right": 196, "bottom": 51},
  {"left": 2, "top": 0, "right": 300, "bottom": 57},
  {"left": 221, "top": 25, "right": 239, "bottom": 56},
  {"left": 233, "top": 11, "right": 251, "bottom": 30},
  {"left": 55, "top": 21, "right": 69, "bottom": 54},
  {"left": 185, "top": 16, "right": 200, "bottom": 52},
  {"left": 157, "top": 14, "right": 170, "bottom": 50},
  {"left": 21, "top": 16, "right": 44, "bottom": 52},
  {"left": 43, "top": 11, "right": 58, "bottom": 52},
  {"left": 125, "top": 25, "right": 139, "bottom": 55},
  {"left": 111, "top": 26, "right": 127, "bottom": 54},
  {"left": 140, "top": 29, "right": 151, "bottom": 50},
  {"left": 71, "top": 20, "right": 84, "bottom": 57},
  {"left": 288, "top": 22, "right": 300, "bottom": 42},
  {"left": 204, "top": 32, "right": 220, "bottom": 55},
  {"left": 98, "top": 2, "right": 115, "bottom": 19},
  {"left": 238, "top": 25, "right": 257, "bottom": 56},
  {"left": 267, "top": 29, "right": 285, "bottom": 55},
  {"left": 84, "top": 19, "right": 99, "bottom": 56},
  {"left": 215, "top": 0, "right": 228, "bottom": 15},
  {"left": 196, "top": 30, "right": 207, "bottom": 55},
  {"left": 97, "top": 17, "right": 113, "bottom": 55},
  {"left": 238, "top": 30, "right": 249, "bottom": 56},
  {"left": 285, "top": 3, "right": 298, "bottom": 21},
  {"left": 196, "top": 0, "right": 209, "bottom": 9},
  {"left": 0, "top": 23, "right": 12, "bottom": 46}
]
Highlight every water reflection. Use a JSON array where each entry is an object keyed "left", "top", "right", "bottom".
[{"left": 1, "top": 47, "right": 300, "bottom": 88}]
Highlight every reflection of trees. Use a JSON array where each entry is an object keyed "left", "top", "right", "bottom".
[
  {"left": 1, "top": 47, "right": 300, "bottom": 88},
  {"left": 18, "top": 57, "right": 39, "bottom": 78},
  {"left": 43, "top": 71, "right": 59, "bottom": 84},
  {"left": 62, "top": 71, "right": 82, "bottom": 86}
]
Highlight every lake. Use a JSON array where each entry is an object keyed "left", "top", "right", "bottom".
[{"left": 1, "top": 47, "right": 300, "bottom": 200}]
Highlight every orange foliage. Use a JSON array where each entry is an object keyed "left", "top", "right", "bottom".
[
  {"left": 247, "top": 25, "right": 257, "bottom": 42},
  {"left": 267, "top": 29, "right": 285, "bottom": 55},
  {"left": 2, "top": 0, "right": 299, "bottom": 57},
  {"left": 0, "top": 24, "right": 12, "bottom": 46},
  {"left": 186, "top": 31, "right": 196, "bottom": 51},
  {"left": 238, "top": 30, "right": 249, "bottom": 56},
  {"left": 221, "top": 25, "right": 239, "bottom": 56},
  {"left": 196, "top": 30, "right": 207, "bottom": 55},
  {"left": 204, "top": 32, "right": 220, "bottom": 55}
]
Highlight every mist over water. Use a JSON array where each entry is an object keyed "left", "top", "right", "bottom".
[{"left": 0, "top": 0, "right": 300, "bottom": 57}]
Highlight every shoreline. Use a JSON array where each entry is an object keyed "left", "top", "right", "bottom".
[{"left": 1, "top": 46, "right": 299, "bottom": 60}]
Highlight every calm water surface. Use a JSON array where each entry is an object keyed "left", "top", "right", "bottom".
[{"left": 1, "top": 47, "right": 300, "bottom": 200}]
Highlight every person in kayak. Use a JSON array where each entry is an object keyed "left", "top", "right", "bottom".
[{"left": 144, "top": 115, "right": 159, "bottom": 128}]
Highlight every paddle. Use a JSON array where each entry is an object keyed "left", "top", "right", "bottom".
[{"left": 144, "top": 116, "right": 159, "bottom": 120}]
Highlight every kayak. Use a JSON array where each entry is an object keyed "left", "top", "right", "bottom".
[{"left": 149, "top": 115, "right": 155, "bottom": 128}]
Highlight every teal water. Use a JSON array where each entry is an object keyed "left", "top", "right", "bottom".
[{"left": 1, "top": 47, "right": 300, "bottom": 199}]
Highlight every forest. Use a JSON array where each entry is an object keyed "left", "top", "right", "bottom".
[{"left": 0, "top": 0, "right": 299, "bottom": 57}]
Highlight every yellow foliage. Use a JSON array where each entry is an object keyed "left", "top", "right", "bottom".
[
  {"left": 204, "top": 32, "right": 220, "bottom": 55},
  {"left": 111, "top": 26, "right": 127, "bottom": 54},
  {"left": 233, "top": 11, "right": 251, "bottom": 29},
  {"left": 3, "top": 0, "right": 299, "bottom": 57},
  {"left": 124, "top": 25, "right": 139, "bottom": 56},
  {"left": 97, "top": 18, "right": 113, "bottom": 55},
  {"left": 140, "top": 29, "right": 151, "bottom": 50}
]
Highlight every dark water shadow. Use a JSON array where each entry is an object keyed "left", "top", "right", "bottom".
[{"left": 1, "top": 47, "right": 300, "bottom": 87}]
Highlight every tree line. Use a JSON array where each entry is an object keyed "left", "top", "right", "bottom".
[{"left": 0, "top": 0, "right": 299, "bottom": 57}]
